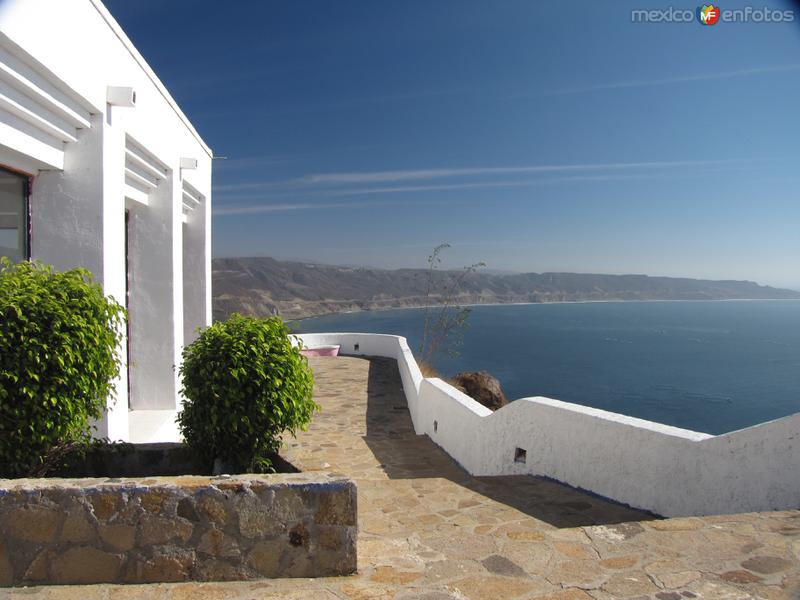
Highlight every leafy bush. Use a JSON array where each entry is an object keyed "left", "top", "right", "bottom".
[
  {"left": 177, "top": 314, "right": 317, "bottom": 473},
  {"left": 0, "top": 259, "right": 126, "bottom": 477}
]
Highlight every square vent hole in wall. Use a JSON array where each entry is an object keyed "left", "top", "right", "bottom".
[{"left": 514, "top": 447, "right": 527, "bottom": 464}]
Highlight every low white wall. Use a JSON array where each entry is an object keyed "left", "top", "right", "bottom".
[{"left": 298, "top": 332, "right": 800, "bottom": 517}]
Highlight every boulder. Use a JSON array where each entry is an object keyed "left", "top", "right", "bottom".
[{"left": 452, "top": 371, "right": 507, "bottom": 411}]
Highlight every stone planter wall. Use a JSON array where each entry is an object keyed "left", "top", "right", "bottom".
[{"left": 0, "top": 473, "right": 356, "bottom": 586}]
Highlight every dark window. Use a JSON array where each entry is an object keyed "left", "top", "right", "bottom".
[{"left": 0, "top": 167, "right": 29, "bottom": 262}]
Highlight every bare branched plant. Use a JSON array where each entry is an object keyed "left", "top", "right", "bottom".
[{"left": 418, "top": 243, "right": 485, "bottom": 367}]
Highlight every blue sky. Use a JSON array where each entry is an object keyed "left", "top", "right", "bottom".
[{"left": 105, "top": 0, "right": 800, "bottom": 289}]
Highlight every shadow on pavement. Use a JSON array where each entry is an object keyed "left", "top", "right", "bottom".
[{"left": 361, "top": 356, "right": 658, "bottom": 528}]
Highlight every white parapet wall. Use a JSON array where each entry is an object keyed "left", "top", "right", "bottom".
[{"left": 297, "top": 332, "right": 800, "bottom": 517}]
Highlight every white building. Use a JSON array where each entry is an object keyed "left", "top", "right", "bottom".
[{"left": 0, "top": 0, "right": 212, "bottom": 443}]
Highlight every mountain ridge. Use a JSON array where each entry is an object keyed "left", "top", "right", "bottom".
[{"left": 212, "top": 256, "right": 800, "bottom": 320}]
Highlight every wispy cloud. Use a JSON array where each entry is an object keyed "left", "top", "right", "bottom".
[
  {"left": 212, "top": 194, "right": 471, "bottom": 216},
  {"left": 304, "top": 160, "right": 729, "bottom": 185},
  {"left": 213, "top": 174, "right": 662, "bottom": 203},
  {"left": 215, "top": 156, "right": 781, "bottom": 193},
  {"left": 212, "top": 156, "right": 798, "bottom": 212},
  {"left": 311, "top": 173, "right": 660, "bottom": 196},
  {"left": 213, "top": 202, "right": 377, "bottom": 216},
  {"left": 535, "top": 64, "right": 800, "bottom": 97},
  {"left": 213, "top": 198, "right": 452, "bottom": 216}
]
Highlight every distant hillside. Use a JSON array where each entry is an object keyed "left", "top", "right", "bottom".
[{"left": 212, "top": 257, "right": 800, "bottom": 321}]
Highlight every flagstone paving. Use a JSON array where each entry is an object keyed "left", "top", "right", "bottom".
[{"left": 8, "top": 356, "right": 800, "bottom": 599}]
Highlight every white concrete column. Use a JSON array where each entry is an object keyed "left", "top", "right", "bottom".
[{"left": 99, "top": 105, "right": 130, "bottom": 440}]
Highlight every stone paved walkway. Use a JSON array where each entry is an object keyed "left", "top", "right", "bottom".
[{"left": 9, "top": 356, "right": 800, "bottom": 599}]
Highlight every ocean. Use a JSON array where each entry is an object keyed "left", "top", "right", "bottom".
[{"left": 295, "top": 300, "right": 800, "bottom": 435}]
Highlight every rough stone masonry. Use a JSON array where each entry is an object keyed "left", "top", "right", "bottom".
[{"left": 0, "top": 473, "right": 357, "bottom": 585}]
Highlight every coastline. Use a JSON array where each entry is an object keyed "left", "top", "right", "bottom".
[{"left": 291, "top": 296, "right": 800, "bottom": 323}]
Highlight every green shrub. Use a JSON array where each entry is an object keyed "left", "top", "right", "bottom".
[
  {"left": 0, "top": 259, "right": 126, "bottom": 477},
  {"left": 177, "top": 314, "right": 317, "bottom": 473}
]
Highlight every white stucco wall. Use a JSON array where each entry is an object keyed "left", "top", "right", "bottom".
[
  {"left": 0, "top": 0, "right": 212, "bottom": 442},
  {"left": 298, "top": 332, "right": 800, "bottom": 517}
]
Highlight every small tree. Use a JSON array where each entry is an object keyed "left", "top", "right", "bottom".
[
  {"left": 177, "top": 314, "right": 317, "bottom": 473},
  {"left": 419, "top": 244, "right": 485, "bottom": 366},
  {"left": 0, "top": 259, "right": 126, "bottom": 477}
]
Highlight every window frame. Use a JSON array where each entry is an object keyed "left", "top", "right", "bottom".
[{"left": 0, "top": 165, "right": 32, "bottom": 262}]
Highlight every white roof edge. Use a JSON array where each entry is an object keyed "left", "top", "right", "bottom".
[{"left": 89, "top": 0, "right": 213, "bottom": 158}]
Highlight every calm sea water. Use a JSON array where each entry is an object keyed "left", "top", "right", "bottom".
[{"left": 295, "top": 300, "right": 800, "bottom": 434}]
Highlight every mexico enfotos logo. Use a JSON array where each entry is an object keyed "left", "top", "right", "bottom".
[
  {"left": 631, "top": 5, "right": 795, "bottom": 24},
  {"left": 698, "top": 4, "right": 721, "bottom": 25}
]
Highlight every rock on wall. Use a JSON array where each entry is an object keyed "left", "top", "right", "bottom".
[{"left": 0, "top": 473, "right": 356, "bottom": 586}]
